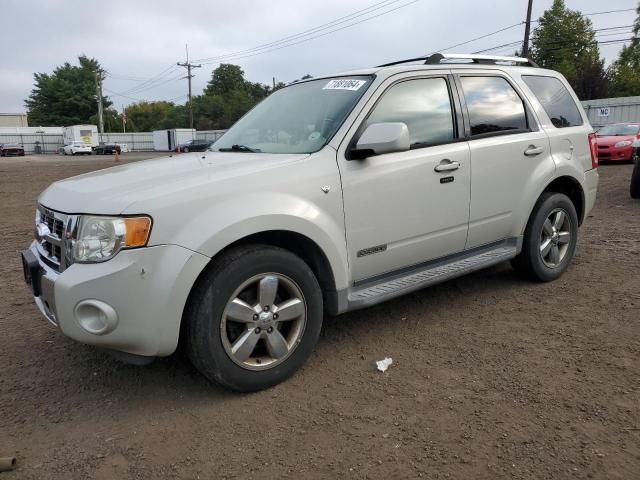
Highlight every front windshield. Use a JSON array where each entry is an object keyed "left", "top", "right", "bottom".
[
  {"left": 212, "top": 76, "right": 372, "bottom": 154},
  {"left": 598, "top": 124, "right": 640, "bottom": 136}
]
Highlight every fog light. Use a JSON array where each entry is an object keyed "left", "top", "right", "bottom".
[{"left": 74, "top": 300, "right": 118, "bottom": 335}]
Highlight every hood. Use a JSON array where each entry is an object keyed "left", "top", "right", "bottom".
[
  {"left": 595, "top": 135, "right": 637, "bottom": 146},
  {"left": 39, "top": 152, "right": 309, "bottom": 214}
]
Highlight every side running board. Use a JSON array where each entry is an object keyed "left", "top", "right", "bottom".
[{"left": 346, "top": 240, "right": 518, "bottom": 312}]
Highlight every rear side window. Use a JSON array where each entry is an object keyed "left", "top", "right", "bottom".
[
  {"left": 460, "top": 76, "right": 528, "bottom": 136},
  {"left": 522, "top": 75, "right": 583, "bottom": 128},
  {"left": 366, "top": 77, "right": 455, "bottom": 147}
]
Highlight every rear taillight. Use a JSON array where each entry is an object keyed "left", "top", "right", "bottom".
[{"left": 588, "top": 132, "right": 598, "bottom": 169}]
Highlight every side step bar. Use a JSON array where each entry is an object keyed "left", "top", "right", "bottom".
[{"left": 345, "top": 239, "right": 519, "bottom": 312}]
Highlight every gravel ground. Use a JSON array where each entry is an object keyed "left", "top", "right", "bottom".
[{"left": 1, "top": 157, "right": 639, "bottom": 479}]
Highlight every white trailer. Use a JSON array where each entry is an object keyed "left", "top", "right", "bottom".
[
  {"left": 153, "top": 128, "right": 195, "bottom": 151},
  {"left": 62, "top": 125, "right": 99, "bottom": 147}
]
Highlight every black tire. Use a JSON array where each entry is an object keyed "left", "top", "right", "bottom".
[
  {"left": 185, "top": 245, "right": 323, "bottom": 392},
  {"left": 631, "top": 160, "right": 640, "bottom": 199},
  {"left": 512, "top": 192, "right": 579, "bottom": 282},
  {"left": 183, "top": 147, "right": 189, "bottom": 153}
]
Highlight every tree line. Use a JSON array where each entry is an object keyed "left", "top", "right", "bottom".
[{"left": 25, "top": 0, "right": 640, "bottom": 130}]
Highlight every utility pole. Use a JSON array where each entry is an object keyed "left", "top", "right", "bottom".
[
  {"left": 177, "top": 44, "right": 201, "bottom": 130},
  {"left": 122, "top": 104, "right": 126, "bottom": 133},
  {"left": 522, "top": 0, "right": 534, "bottom": 58},
  {"left": 95, "top": 69, "right": 105, "bottom": 140}
]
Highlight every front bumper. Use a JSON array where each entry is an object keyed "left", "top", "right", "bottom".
[
  {"left": 23, "top": 241, "right": 209, "bottom": 357},
  {"left": 597, "top": 145, "right": 633, "bottom": 162}
]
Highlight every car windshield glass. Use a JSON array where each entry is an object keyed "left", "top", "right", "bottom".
[
  {"left": 598, "top": 125, "right": 640, "bottom": 136},
  {"left": 211, "top": 76, "right": 372, "bottom": 154}
]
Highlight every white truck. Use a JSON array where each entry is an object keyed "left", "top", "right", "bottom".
[
  {"left": 23, "top": 54, "right": 598, "bottom": 392},
  {"left": 62, "top": 125, "right": 99, "bottom": 148},
  {"left": 153, "top": 128, "right": 196, "bottom": 151}
]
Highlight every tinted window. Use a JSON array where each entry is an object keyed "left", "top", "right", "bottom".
[
  {"left": 366, "top": 78, "right": 455, "bottom": 146},
  {"left": 522, "top": 75, "right": 583, "bottom": 128},
  {"left": 460, "top": 76, "right": 528, "bottom": 136}
]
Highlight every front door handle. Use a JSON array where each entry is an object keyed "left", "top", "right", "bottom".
[
  {"left": 524, "top": 145, "right": 544, "bottom": 156},
  {"left": 434, "top": 159, "right": 460, "bottom": 172}
]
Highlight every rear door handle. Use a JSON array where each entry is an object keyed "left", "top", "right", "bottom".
[
  {"left": 434, "top": 159, "right": 460, "bottom": 172},
  {"left": 524, "top": 145, "right": 544, "bottom": 156}
]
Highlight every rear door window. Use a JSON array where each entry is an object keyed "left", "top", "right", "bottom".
[
  {"left": 460, "top": 76, "right": 528, "bottom": 136},
  {"left": 522, "top": 75, "right": 583, "bottom": 128}
]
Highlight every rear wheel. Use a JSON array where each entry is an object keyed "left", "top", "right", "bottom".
[
  {"left": 512, "top": 192, "right": 578, "bottom": 282},
  {"left": 185, "top": 245, "right": 323, "bottom": 392},
  {"left": 631, "top": 160, "right": 640, "bottom": 199},
  {"left": 183, "top": 147, "right": 189, "bottom": 153}
]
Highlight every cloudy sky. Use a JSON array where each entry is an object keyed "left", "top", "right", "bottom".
[{"left": 0, "top": 0, "right": 636, "bottom": 115}]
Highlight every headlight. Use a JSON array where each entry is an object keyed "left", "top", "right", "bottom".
[
  {"left": 614, "top": 140, "right": 632, "bottom": 148},
  {"left": 73, "top": 216, "right": 152, "bottom": 263}
]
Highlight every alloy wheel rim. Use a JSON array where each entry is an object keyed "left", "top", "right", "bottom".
[
  {"left": 539, "top": 208, "right": 572, "bottom": 268},
  {"left": 221, "top": 273, "right": 307, "bottom": 371}
]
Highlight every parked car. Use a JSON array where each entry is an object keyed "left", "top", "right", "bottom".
[
  {"left": 178, "top": 139, "right": 213, "bottom": 152},
  {"left": 62, "top": 141, "right": 92, "bottom": 156},
  {"left": 22, "top": 53, "right": 598, "bottom": 392},
  {"left": 95, "top": 144, "right": 122, "bottom": 155},
  {"left": 0, "top": 143, "right": 25, "bottom": 156},
  {"left": 594, "top": 123, "right": 640, "bottom": 163}
]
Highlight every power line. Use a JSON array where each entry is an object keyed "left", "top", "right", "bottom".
[
  {"left": 196, "top": 0, "right": 421, "bottom": 65},
  {"left": 442, "top": 9, "right": 637, "bottom": 56},
  {"left": 167, "top": 94, "right": 188, "bottom": 103},
  {"left": 192, "top": 0, "right": 407, "bottom": 63},
  {"left": 103, "top": 87, "right": 148, "bottom": 103},
  {"left": 476, "top": 25, "right": 635, "bottom": 54},
  {"left": 106, "top": 64, "right": 180, "bottom": 96},
  {"left": 116, "top": 72, "right": 184, "bottom": 96},
  {"left": 428, "top": 22, "right": 524, "bottom": 54}
]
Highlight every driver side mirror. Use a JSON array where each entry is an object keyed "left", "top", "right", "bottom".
[{"left": 350, "top": 122, "right": 410, "bottom": 160}]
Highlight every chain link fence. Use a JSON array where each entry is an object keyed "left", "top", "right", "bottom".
[
  {"left": 0, "top": 130, "right": 227, "bottom": 154},
  {"left": 0, "top": 133, "right": 63, "bottom": 154},
  {"left": 195, "top": 130, "right": 227, "bottom": 143}
]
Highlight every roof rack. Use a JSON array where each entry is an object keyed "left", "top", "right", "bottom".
[{"left": 377, "top": 53, "right": 539, "bottom": 68}]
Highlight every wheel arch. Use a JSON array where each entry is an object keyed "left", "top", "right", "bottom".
[
  {"left": 183, "top": 230, "right": 341, "bottom": 327},
  {"left": 543, "top": 176, "right": 585, "bottom": 225},
  {"left": 525, "top": 175, "right": 586, "bottom": 232}
]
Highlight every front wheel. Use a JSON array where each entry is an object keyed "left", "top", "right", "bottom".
[
  {"left": 512, "top": 192, "right": 579, "bottom": 282},
  {"left": 185, "top": 245, "right": 323, "bottom": 392},
  {"left": 183, "top": 147, "right": 189, "bottom": 153}
]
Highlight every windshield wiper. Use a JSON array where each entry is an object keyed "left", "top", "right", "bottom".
[{"left": 218, "top": 144, "right": 261, "bottom": 153}]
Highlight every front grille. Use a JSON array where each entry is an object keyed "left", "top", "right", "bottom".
[
  {"left": 36, "top": 205, "right": 70, "bottom": 272},
  {"left": 40, "top": 210, "right": 65, "bottom": 237}
]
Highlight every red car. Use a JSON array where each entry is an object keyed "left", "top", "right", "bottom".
[{"left": 595, "top": 123, "right": 640, "bottom": 163}]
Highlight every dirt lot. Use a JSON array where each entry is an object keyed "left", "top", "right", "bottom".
[{"left": 1, "top": 156, "right": 639, "bottom": 479}]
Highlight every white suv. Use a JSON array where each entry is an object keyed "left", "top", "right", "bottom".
[{"left": 22, "top": 54, "right": 599, "bottom": 392}]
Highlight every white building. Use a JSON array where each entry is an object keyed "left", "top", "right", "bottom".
[
  {"left": 582, "top": 96, "right": 640, "bottom": 128},
  {"left": 0, "top": 113, "right": 29, "bottom": 128}
]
